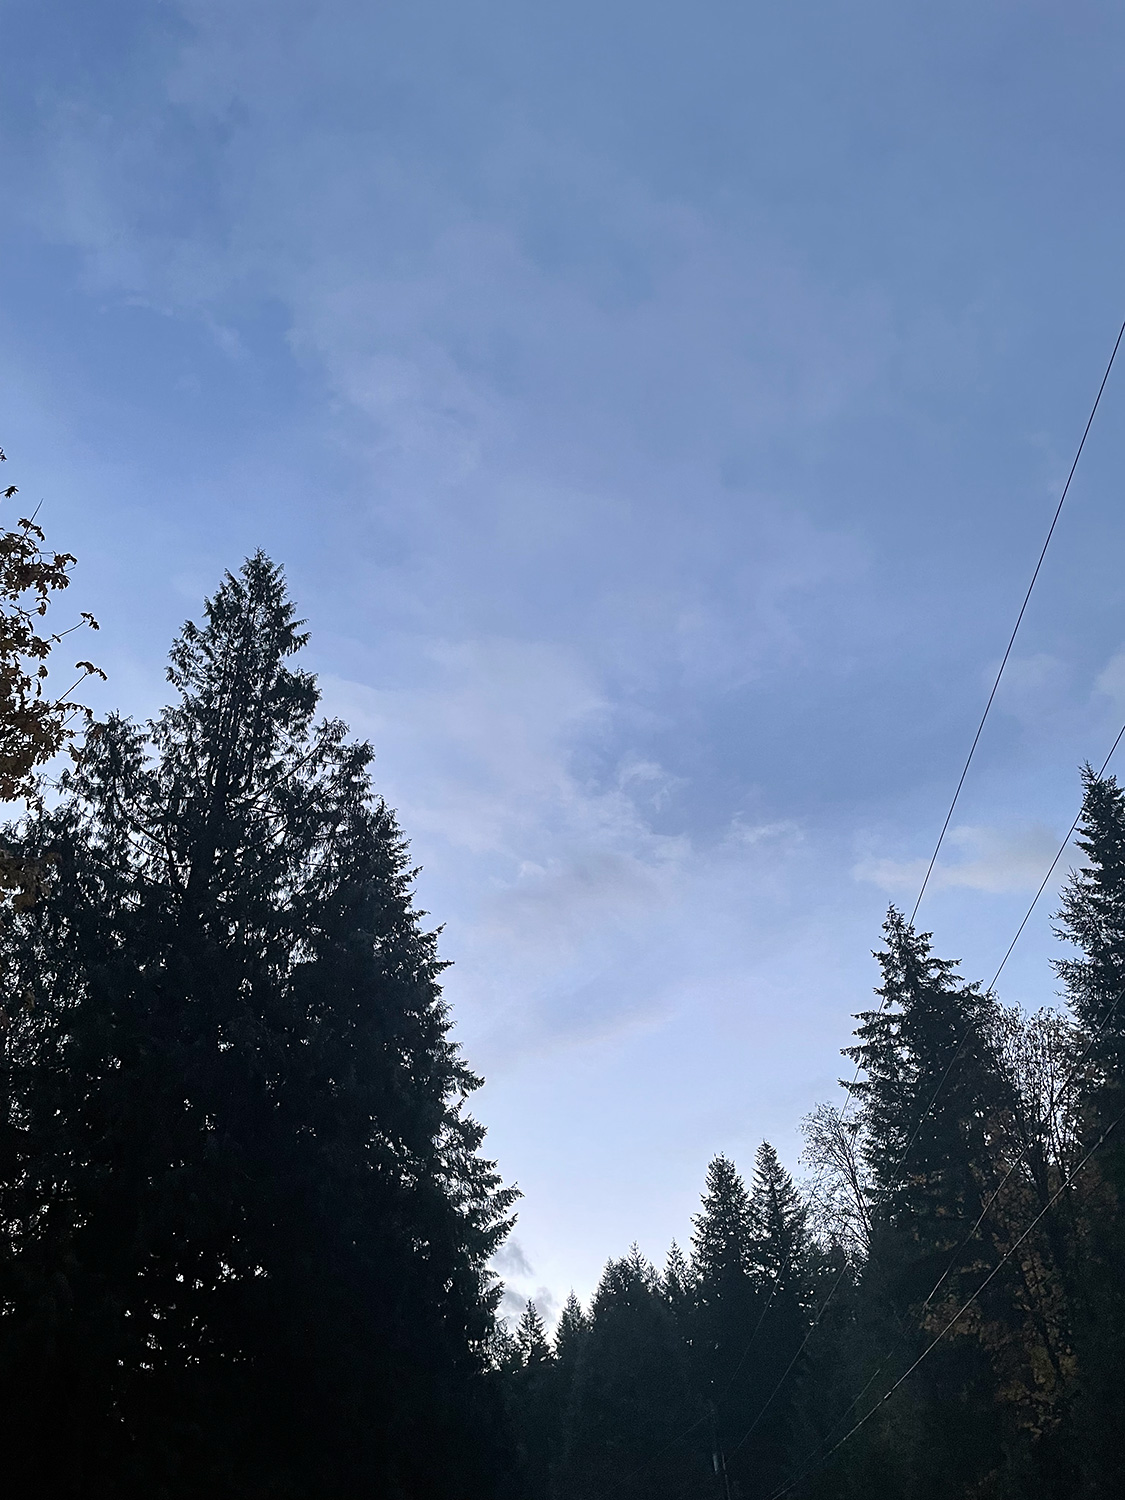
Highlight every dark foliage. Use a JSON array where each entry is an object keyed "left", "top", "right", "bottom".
[
  {"left": 4, "top": 550, "right": 1125, "bottom": 1500},
  {"left": 0, "top": 555, "right": 516, "bottom": 1499},
  {"left": 506, "top": 780, "right": 1125, "bottom": 1497}
]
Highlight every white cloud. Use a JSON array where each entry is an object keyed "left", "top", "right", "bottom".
[
  {"left": 854, "top": 822, "right": 1066, "bottom": 897},
  {"left": 1095, "top": 648, "right": 1125, "bottom": 712}
]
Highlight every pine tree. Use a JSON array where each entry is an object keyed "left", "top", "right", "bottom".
[
  {"left": 0, "top": 555, "right": 516, "bottom": 1499},
  {"left": 507, "top": 1301, "right": 558, "bottom": 1498},
  {"left": 846, "top": 909, "right": 1001, "bottom": 1239},
  {"left": 517, "top": 1300, "right": 553, "bottom": 1367},
  {"left": 1053, "top": 768, "right": 1125, "bottom": 1489},
  {"left": 692, "top": 1155, "right": 756, "bottom": 1306},
  {"left": 750, "top": 1143, "right": 809, "bottom": 1288},
  {"left": 717, "top": 1144, "right": 814, "bottom": 1499},
  {"left": 660, "top": 1240, "right": 694, "bottom": 1321},
  {"left": 554, "top": 1290, "right": 589, "bottom": 1366},
  {"left": 844, "top": 909, "right": 1048, "bottom": 1499},
  {"left": 559, "top": 1248, "right": 706, "bottom": 1500},
  {"left": 688, "top": 1155, "right": 764, "bottom": 1493}
]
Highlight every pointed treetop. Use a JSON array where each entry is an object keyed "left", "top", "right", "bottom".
[
  {"left": 159, "top": 552, "right": 319, "bottom": 761},
  {"left": 1055, "top": 768, "right": 1125, "bottom": 1040},
  {"left": 692, "top": 1154, "right": 754, "bottom": 1285},
  {"left": 661, "top": 1240, "right": 693, "bottom": 1310},
  {"left": 516, "top": 1300, "right": 552, "bottom": 1367},
  {"left": 749, "top": 1142, "right": 808, "bottom": 1283},
  {"left": 554, "top": 1291, "right": 588, "bottom": 1362}
]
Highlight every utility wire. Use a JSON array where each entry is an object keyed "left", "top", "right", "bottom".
[
  {"left": 775, "top": 980, "right": 1125, "bottom": 1493},
  {"left": 749, "top": 329, "right": 1125, "bottom": 1427},
  {"left": 893, "top": 716, "right": 1125, "bottom": 1183},
  {"left": 767, "top": 1101, "right": 1125, "bottom": 1500},
  {"left": 602, "top": 328, "right": 1125, "bottom": 1493},
  {"left": 722, "top": 712, "right": 1125, "bottom": 1471},
  {"left": 910, "top": 317, "right": 1125, "bottom": 924},
  {"left": 712, "top": 357, "right": 1125, "bottom": 1431}
]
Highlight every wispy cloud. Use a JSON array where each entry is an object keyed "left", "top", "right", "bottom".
[{"left": 854, "top": 823, "right": 1068, "bottom": 898}]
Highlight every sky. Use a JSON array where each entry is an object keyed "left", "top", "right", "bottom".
[{"left": 3, "top": 0, "right": 1125, "bottom": 1320}]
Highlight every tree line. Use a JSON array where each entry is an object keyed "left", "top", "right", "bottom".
[
  {"left": 501, "top": 797, "right": 1125, "bottom": 1498},
  {"left": 0, "top": 477, "right": 1123, "bottom": 1495}
]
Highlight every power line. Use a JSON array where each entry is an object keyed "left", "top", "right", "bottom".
[
  {"left": 768, "top": 1101, "right": 1125, "bottom": 1500},
  {"left": 774, "top": 981, "right": 1125, "bottom": 1494},
  {"left": 723, "top": 712, "right": 1125, "bottom": 1471},
  {"left": 601, "top": 327, "right": 1125, "bottom": 1494},
  {"left": 893, "top": 716, "right": 1125, "bottom": 1182},
  {"left": 712, "top": 322, "right": 1125, "bottom": 1443},
  {"left": 910, "top": 317, "right": 1125, "bottom": 924}
]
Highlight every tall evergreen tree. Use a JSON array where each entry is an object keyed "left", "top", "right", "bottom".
[
  {"left": 845, "top": 910, "right": 1051, "bottom": 1499},
  {"left": 554, "top": 1290, "right": 589, "bottom": 1367},
  {"left": 508, "top": 1301, "right": 558, "bottom": 1499},
  {"left": 750, "top": 1143, "right": 809, "bottom": 1290},
  {"left": 689, "top": 1155, "right": 765, "bottom": 1494},
  {"left": 559, "top": 1248, "right": 706, "bottom": 1500},
  {"left": 0, "top": 555, "right": 516, "bottom": 1499},
  {"left": 516, "top": 1300, "right": 552, "bottom": 1367},
  {"left": 714, "top": 1144, "right": 815, "bottom": 1499},
  {"left": 660, "top": 1240, "right": 694, "bottom": 1321},
  {"left": 1054, "top": 767, "right": 1125, "bottom": 1490}
]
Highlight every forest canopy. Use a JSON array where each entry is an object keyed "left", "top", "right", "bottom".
[{"left": 0, "top": 542, "right": 1123, "bottom": 1499}]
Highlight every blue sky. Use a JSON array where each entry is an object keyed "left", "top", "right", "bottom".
[{"left": 4, "top": 0, "right": 1125, "bottom": 1317}]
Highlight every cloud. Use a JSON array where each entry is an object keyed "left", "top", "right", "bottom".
[
  {"left": 318, "top": 632, "right": 825, "bottom": 1063},
  {"left": 490, "top": 1237, "right": 533, "bottom": 1278},
  {"left": 854, "top": 823, "right": 1066, "bottom": 897},
  {"left": 491, "top": 1238, "right": 560, "bottom": 1329},
  {"left": 1095, "top": 648, "right": 1125, "bottom": 712}
]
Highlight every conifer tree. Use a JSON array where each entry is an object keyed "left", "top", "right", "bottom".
[
  {"left": 508, "top": 1300, "right": 558, "bottom": 1498},
  {"left": 660, "top": 1240, "right": 694, "bottom": 1321},
  {"left": 1056, "top": 768, "right": 1125, "bottom": 1075},
  {"left": 718, "top": 1145, "right": 815, "bottom": 1499},
  {"left": 554, "top": 1290, "right": 589, "bottom": 1366},
  {"left": 689, "top": 1155, "right": 764, "bottom": 1493},
  {"left": 517, "top": 1300, "right": 553, "bottom": 1367},
  {"left": 750, "top": 1143, "right": 809, "bottom": 1289},
  {"left": 559, "top": 1248, "right": 706, "bottom": 1500},
  {"left": 0, "top": 555, "right": 516, "bottom": 1499},
  {"left": 1054, "top": 768, "right": 1125, "bottom": 1488},
  {"left": 845, "top": 910, "right": 1046, "bottom": 1498},
  {"left": 847, "top": 909, "right": 1001, "bottom": 1239}
]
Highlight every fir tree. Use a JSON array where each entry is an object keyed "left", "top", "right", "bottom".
[
  {"left": 844, "top": 910, "right": 1047, "bottom": 1499},
  {"left": 554, "top": 1289, "right": 589, "bottom": 1366},
  {"left": 692, "top": 1156, "right": 755, "bottom": 1284},
  {"left": 559, "top": 1248, "right": 706, "bottom": 1500},
  {"left": 517, "top": 1300, "right": 553, "bottom": 1367},
  {"left": 508, "top": 1301, "right": 558, "bottom": 1498},
  {"left": 0, "top": 555, "right": 516, "bottom": 1499},
  {"left": 846, "top": 909, "right": 1000, "bottom": 1235},
  {"left": 660, "top": 1240, "right": 694, "bottom": 1321},
  {"left": 750, "top": 1142, "right": 809, "bottom": 1289},
  {"left": 1054, "top": 768, "right": 1125, "bottom": 1490},
  {"left": 689, "top": 1155, "right": 764, "bottom": 1494}
]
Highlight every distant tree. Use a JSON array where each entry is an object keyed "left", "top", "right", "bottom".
[
  {"left": 559, "top": 1247, "right": 706, "bottom": 1500},
  {"left": 0, "top": 555, "right": 514, "bottom": 1499},
  {"left": 750, "top": 1143, "right": 809, "bottom": 1288},
  {"left": 507, "top": 1301, "right": 558, "bottom": 1497},
  {"left": 712, "top": 1144, "right": 816, "bottom": 1498},
  {"left": 688, "top": 1155, "right": 764, "bottom": 1492},
  {"left": 660, "top": 1239, "right": 694, "bottom": 1320},
  {"left": 517, "top": 1300, "right": 553, "bottom": 1367},
  {"left": 554, "top": 1290, "right": 589, "bottom": 1367}
]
